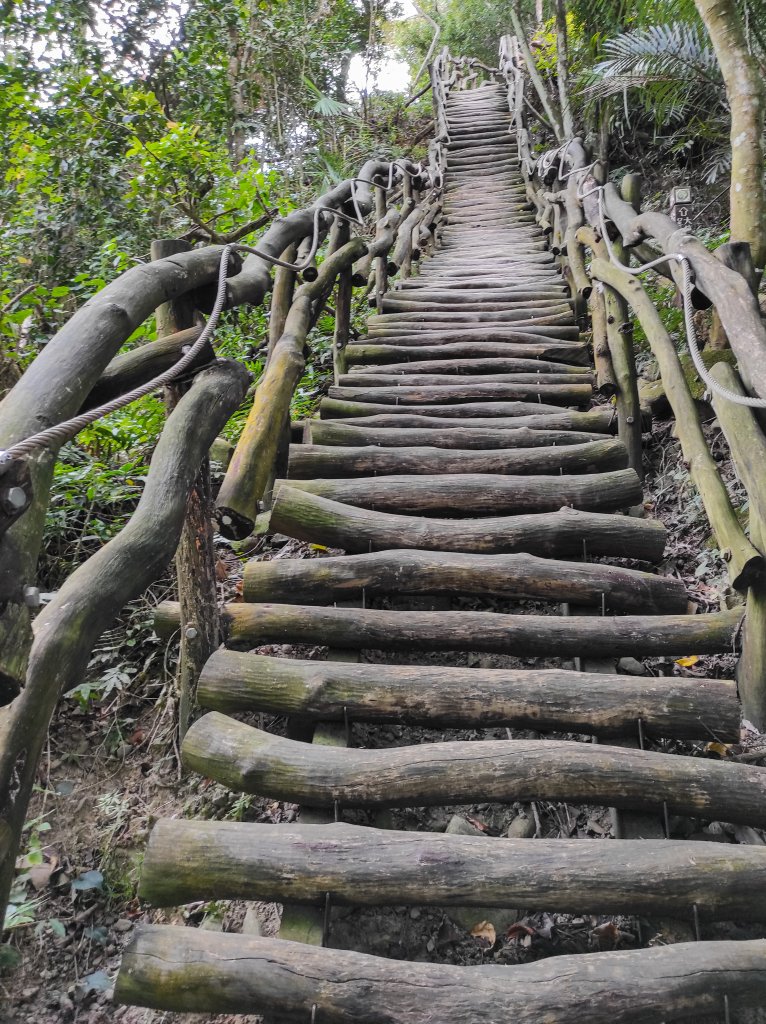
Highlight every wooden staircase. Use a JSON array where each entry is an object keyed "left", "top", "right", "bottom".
[{"left": 116, "top": 83, "right": 766, "bottom": 1020}]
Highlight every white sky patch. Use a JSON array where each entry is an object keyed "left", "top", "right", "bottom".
[{"left": 347, "top": 0, "right": 421, "bottom": 95}]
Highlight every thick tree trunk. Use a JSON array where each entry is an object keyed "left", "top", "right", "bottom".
[
  {"left": 196, "top": 650, "right": 737, "bottom": 740},
  {"left": 694, "top": 0, "right": 765, "bottom": 269}
]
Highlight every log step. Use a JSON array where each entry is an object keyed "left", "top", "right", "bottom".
[
  {"left": 154, "top": 600, "right": 743, "bottom": 660},
  {"left": 117, "top": 929, "right": 766, "bottom": 1022},
  {"left": 139, "top": 821, "right": 763, "bottom": 918},
  {"left": 181, "top": 712, "right": 763, "bottom": 824},
  {"left": 197, "top": 651, "right": 736, "bottom": 740},
  {"left": 274, "top": 469, "right": 643, "bottom": 515},
  {"left": 305, "top": 421, "right": 609, "bottom": 448},
  {"left": 286, "top": 439, "right": 628, "bottom": 478},
  {"left": 327, "top": 382, "right": 593, "bottom": 406},
  {"left": 319, "top": 398, "right": 618, "bottom": 425},
  {"left": 345, "top": 341, "right": 590, "bottom": 366},
  {"left": 241, "top": 549, "right": 688, "bottom": 613},
  {"left": 269, "top": 487, "right": 667, "bottom": 559}
]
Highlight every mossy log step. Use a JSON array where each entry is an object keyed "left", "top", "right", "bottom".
[
  {"left": 155, "top": 601, "right": 742, "bottom": 660},
  {"left": 274, "top": 469, "right": 642, "bottom": 516},
  {"left": 345, "top": 341, "right": 589, "bottom": 366},
  {"left": 338, "top": 372, "right": 592, "bottom": 388},
  {"left": 242, "top": 549, "right": 687, "bottom": 614},
  {"left": 197, "top": 651, "right": 736, "bottom": 740},
  {"left": 139, "top": 821, "right": 764, "bottom": 917},
  {"left": 306, "top": 421, "right": 608, "bottom": 449},
  {"left": 182, "top": 712, "right": 762, "bottom": 824},
  {"left": 327, "top": 382, "right": 593, "bottom": 407},
  {"left": 116, "top": 928, "right": 766, "bottom": 1021},
  {"left": 287, "top": 439, "right": 628, "bottom": 479},
  {"left": 320, "top": 398, "right": 616, "bottom": 428},
  {"left": 364, "top": 324, "right": 581, "bottom": 342},
  {"left": 345, "top": 356, "right": 589, "bottom": 375},
  {"left": 269, "top": 487, "right": 666, "bottom": 559},
  {"left": 379, "top": 299, "right": 573, "bottom": 315}
]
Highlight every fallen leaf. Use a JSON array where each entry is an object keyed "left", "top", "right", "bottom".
[
  {"left": 705, "top": 741, "right": 732, "bottom": 759},
  {"left": 28, "top": 858, "right": 58, "bottom": 891},
  {"left": 310, "top": 544, "right": 329, "bottom": 552},
  {"left": 591, "top": 921, "right": 620, "bottom": 950},
  {"left": 470, "top": 920, "right": 496, "bottom": 946},
  {"left": 675, "top": 655, "right": 699, "bottom": 668},
  {"left": 506, "top": 922, "right": 535, "bottom": 942}
]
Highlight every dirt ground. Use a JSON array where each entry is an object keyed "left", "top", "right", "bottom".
[{"left": 3, "top": 399, "right": 766, "bottom": 1023}]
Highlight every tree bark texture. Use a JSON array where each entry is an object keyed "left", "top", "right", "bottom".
[
  {"left": 274, "top": 468, "right": 643, "bottom": 516},
  {"left": 196, "top": 651, "right": 737, "bottom": 741},
  {"left": 182, "top": 712, "right": 764, "bottom": 824},
  {"left": 242, "top": 548, "right": 687, "bottom": 614},
  {"left": 116, "top": 927, "right": 766, "bottom": 1022},
  {"left": 268, "top": 486, "right": 667, "bottom": 560},
  {"left": 154, "top": 601, "right": 742, "bottom": 661}
]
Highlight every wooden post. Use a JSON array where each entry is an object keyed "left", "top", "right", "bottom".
[
  {"left": 709, "top": 361, "right": 766, "bottom": 728},
  {"left": 374, "top": 186, "right": 388, "bottom": 312},
  {"left": 151, "top": 240, "right": 219, "bottom": 740},
  {"left": 334, "top": 265, "right": 353, "bottom": 386},
  {"left": 267, "top": 244, "right": 298, "bottom": 360}
]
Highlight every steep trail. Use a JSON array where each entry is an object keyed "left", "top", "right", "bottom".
[{"left": 116, "top": 83, "right": 766, "bottom": 1020}]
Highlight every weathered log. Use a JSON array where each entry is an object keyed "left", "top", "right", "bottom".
[
  {"left": 346, "top": 340, "right": 589, "bottom": 366},
  {"left": 81, "top": 326, "right": 210, "bottom": 410},
  {"left": 216, "top": 237, "right": 368, "bottom": 538},
  {"left": 590, "top": 283, "right": 617, "bottom": 397},
  {"left": 117, "top": 928, "right": 766, "bottom": 1021},
  {"left": 155, "top": 600, "right": 741, "bottom": 659},
  {"left": 589, "top": 255, "right": 763, "bottom": 589},
  {"left": 197, "top": 651, "right": 736, "bottom": 740},
  {"left": 182, "top": 710, "right": 760, "bottom": 822},
  {"left": 319, "top": 398, "right": 617, "bottom": 429},
  {"left": 601, "top": 183, "right": 766, "bottom": 402},
  {"left": 346, "top": 356, "right": 589, "bottom": 376},
  {"left": 339, "top": 372, "right": 590, "bottom": 388},
  {"left": 241, "top": 548, "right": 686, "bottom": 613},
  {"left": 327, "top": 382, "right": 593, "bottom": 406},
  {"left": 141, "top": 820, "right": 763, "bottom": 916},
  {"left": 711, "top": 362, "right": 766, "bottom": 727},
  {"left": 286, "top": 439, "right": 628, "bottom": 479},
  {"left": 269, "top": 486, "right": 666, "bottom": 559},
  {"left": 306, "top": 421, "right": 606, "bottom": 449},
  {"left": 274, "top": 469, "right": 642, "bottom": 516},
  {"left": 364, "top": 324, "right": 581, "bottom": 342},
  {"left": 0, "top": 361, "right": 250, "bottom": 925}
]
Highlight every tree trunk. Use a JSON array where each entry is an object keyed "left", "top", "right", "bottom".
[{"left": 694, "top": 0, "right": 766, "bottom": 270}]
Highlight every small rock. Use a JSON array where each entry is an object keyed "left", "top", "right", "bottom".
[
  {"left": 59, "top": 995, "right": 74, "bottom": 1013},
  {"left": 445, "top": 815, "right": 484, "bottom": 837},
  {"left": 113, "top": 918, "right": 133, "bottom": 933},
  {"left": 242, "top": 906, "right": 263, "bottom": 936},
  {"left": 617, "top": 657, "right": 647, "bottom": 676},
  {"left": 505, "top": 814, "right": 535, "bottom": 839},
  {"left": 410, "top": 908, "right": 421, "bottom": 920},
  {"left": 426, "top": 938, "right": 435, "bottom": 952},
  {"left": 21, "top": 987, "right": 39, "bottom": 1001}
]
